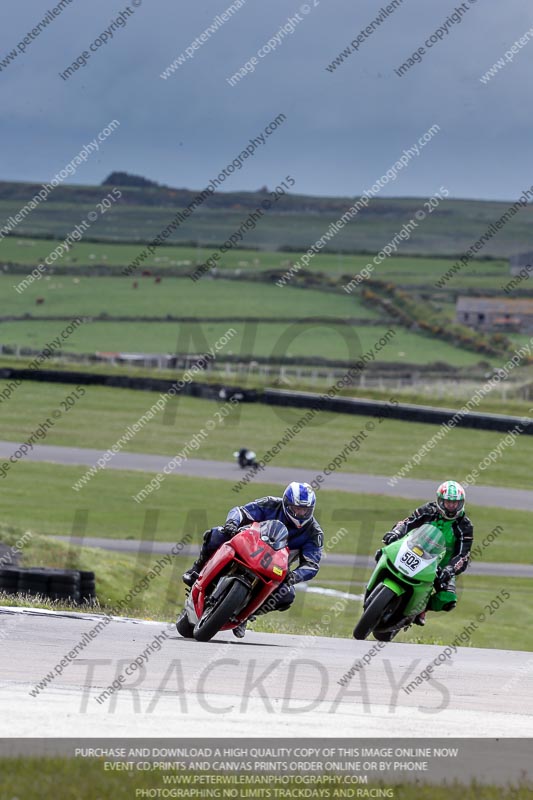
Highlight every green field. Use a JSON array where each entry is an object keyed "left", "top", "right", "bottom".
[
  {"left": 339, "top": 254, "right": 513, "bottom": 289},
  {"left": 0, "top": 319, "right": 500, "bottom": 366},
  {"left": 1, "top": 237, "right": 520, "bottom": 371},
  {"left": 3, "top": 275, "right": 379, "bottom": 319},
  {"left": 1, "top": 382, "right": 531, "bottom": 489},
  {"left": 1, "top": 236, "right": 514, "bottom": 289},
  {"left": 4, "top": 258, "right": 508, "bottom": 366},
  {"left": 4, "top": 238, "right": 313, "bottom": 272}
]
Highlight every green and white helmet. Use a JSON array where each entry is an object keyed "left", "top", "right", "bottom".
[{"left": 436, "top": 480, "right": 465, "bottom": 520}]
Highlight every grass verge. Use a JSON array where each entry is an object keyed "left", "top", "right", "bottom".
[
  {"left": 0, "top": 463, "right": 530, "bottom": 563},
  {"left": 0, "top": 760, "right": 529, "bottom": 800}
]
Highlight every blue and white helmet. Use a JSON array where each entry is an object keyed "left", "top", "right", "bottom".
[{"left": 282, "top": 482, "right": 316, "bottom": 528}]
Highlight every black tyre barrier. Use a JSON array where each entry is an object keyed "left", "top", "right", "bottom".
[
  {"left": 0, "top": 572, "right": 18, "bottom": 582},
  {"left": 0, "top": 568, "right": 21, "bottom": 580},
  {"left": 0, "top": 578, "right": 19, "bottom": 590},
  {"left": 48, "top": 574, "right": 81, "bottom": 587},
  {"left": 18, "top": 578, "right": 49, "bottom": 591},
  {"left": 37, "top": 567, "right": 80, "bottom": 577},
  {"left": 0, "top": 567, "right": 96, "bottom": 604},
  {"left": 50, "top": 590, "right": 80, "bottom": 601},
  {"left": 18, "top": 570, "right": 49, "bottom": 580},
  {"left": 18, "top": 587, "right": 48, "bottom": 597},
  {"left": 49, "top": 585, "right": 81, "bottom": 596}
]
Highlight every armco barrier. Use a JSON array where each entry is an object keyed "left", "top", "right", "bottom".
[{"left": 1, "top": 368, "right": 531, "bottom": 435}]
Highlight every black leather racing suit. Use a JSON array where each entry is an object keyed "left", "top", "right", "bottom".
[
  {"left": 391, "top": 501, "right": 474, "bottom": 576},
  {"left": 388, "top": 501, "right": 474, "bottom": 611}
]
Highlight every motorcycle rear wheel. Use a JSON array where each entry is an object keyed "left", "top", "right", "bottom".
[
  {"left": 193, "top": 581, "right": 249, "bottom": 642},
  {"left": 353, "top": 584, "right": 397, "bottom": 640}
]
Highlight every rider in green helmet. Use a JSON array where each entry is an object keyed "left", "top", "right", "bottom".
[{"left": 381, "top": 480, "right": 473, "bottom": 626}]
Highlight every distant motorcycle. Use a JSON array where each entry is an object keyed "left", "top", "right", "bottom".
[
  {"left": 353, "top": 523, "right": 448, "bottom": 642},
  {"left": 176, "top": 519, "right": 289, "bottom": 642},
  {"left": 234, "top": 448, "right": 259, "bottom": 469}
]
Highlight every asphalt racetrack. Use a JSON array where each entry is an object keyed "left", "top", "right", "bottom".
[
  {"left": 2, "top": 440, "right": 533, "bottom": 512},
  {"left": 1, "top": 607, "right": 531, "bottom": 741}
]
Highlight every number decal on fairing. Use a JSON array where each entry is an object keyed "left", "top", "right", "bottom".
[
  {"left": 400, "top": 552, "right": 421, "bottom": 570},
  {"left": 250, "top": 546, "right": 273, "bottom": 568}
]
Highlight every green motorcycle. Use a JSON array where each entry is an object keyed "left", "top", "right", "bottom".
[{"left": 353, "top": 522, "right": 451, "bottom": 641}]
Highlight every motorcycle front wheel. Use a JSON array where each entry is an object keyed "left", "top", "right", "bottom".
[
  {"left": 193, "top": 581, "right": 249, "bottom": 642},
  {"left": 353, "top": 584, "right": 398, "bottom": 640},
  {"left": 176, "top": 609, "right": 195, "bottom": 638}
]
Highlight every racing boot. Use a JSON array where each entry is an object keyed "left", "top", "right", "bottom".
[
  {"left": 414, "top": 611, "right": 426, "bottom": 626},
  {"left": 233, "top": 615, "right": 256, "bottom": 639},
  {"left": 182, "top": 559, "right": 205, "bottom": 588},
  {"left": 182, "top": 531, "right": 212, "bottom": 587}
]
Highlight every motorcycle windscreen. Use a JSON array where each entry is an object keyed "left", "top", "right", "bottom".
[
  {"left": 258, "top": 519, "right": 289, "bottom": 550},
  {"left": 394, "top": 523, "right": 446, "bottom": 577},
  {"left": 407, "top": 522, "right": 447, "bottom": 558}
]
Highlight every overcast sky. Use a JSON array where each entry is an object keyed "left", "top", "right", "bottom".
[{"left": 1, "top": 0, "right": 532, "bottom": 201}]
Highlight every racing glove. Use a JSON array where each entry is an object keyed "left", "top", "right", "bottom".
[
  {"left": 383, "top": 530, "right": 401, "bottom": 545},
  {"left": 434, "top": 566, "right": 454, "bottom": 592},
  {"left": 222, "top": 520, "right": 239, "bottom": 537},
  {"left": 284, "top": 571, "right": 297, "bottom": 586}
]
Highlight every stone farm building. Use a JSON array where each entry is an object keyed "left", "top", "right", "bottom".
[{"left": 456, "top": 297, "right": 533, "bottom": 333}]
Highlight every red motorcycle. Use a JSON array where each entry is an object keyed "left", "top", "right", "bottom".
[{"left": 176, "top": 519, "right": 289, "bottom": 642}]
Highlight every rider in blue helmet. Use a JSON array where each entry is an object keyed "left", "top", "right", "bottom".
[{"left": 182, "top": 482, "right": 324, "bottom": 638}]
